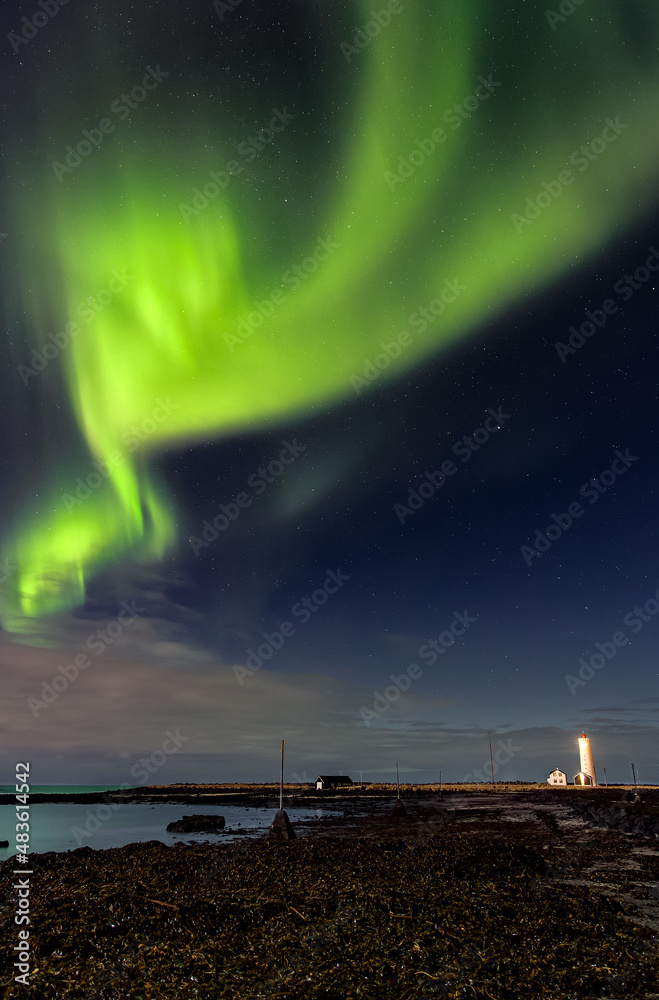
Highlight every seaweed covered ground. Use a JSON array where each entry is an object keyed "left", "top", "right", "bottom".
[{"left": 1, "top": 793, "right": 658, "bottom": 999}]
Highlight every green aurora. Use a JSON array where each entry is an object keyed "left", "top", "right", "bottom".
[{"left": 3, "top": 1, "right": 659, "bottom": 635}]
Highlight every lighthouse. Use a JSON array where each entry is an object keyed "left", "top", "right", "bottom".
[{"left": 574, "top": 732, "right": 597, "bottom": 787}]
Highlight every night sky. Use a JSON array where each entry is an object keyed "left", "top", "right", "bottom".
[{"left": 1, "top": 1, "right": 658, "bottom": 786}]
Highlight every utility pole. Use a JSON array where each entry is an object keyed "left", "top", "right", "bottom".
[
  {"left": 603, "top": 767, "right": 608, "bottom": 788},
  {"left": 439, "top": 769, "right": 442, "bottom": 793},
  {"left": 489, "top": 732, "right": 495, "bottom": 785},
  {"left": 396, "top": 762, "right": 400, "bottom": 801},
  {"left": 631, "top": 763, "right": 638, "bottom": 790},
  {"left": 280, "top": 740, "right": 284, "bottom": 811}
]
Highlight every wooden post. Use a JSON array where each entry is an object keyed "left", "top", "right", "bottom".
[
  {"left": 631, "top": 762, "right": 638, "bottom": 790},
  {"left": 603, "top": 766, "right": 608, "bottom": 787},
  {"left": 396, "top": 762, "right": 399, "bottom": 800},
  {"left": 489, "top": 732, "right": 495, "bottom": 785},
  {"left": 439, "top": 769, "right": 442, "bottom": 792},
  {"left": 280, "top": 740, "right": 284, "bottom": 811}
]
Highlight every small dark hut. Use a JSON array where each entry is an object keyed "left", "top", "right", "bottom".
[{"left": 315, "top": 775, "right": 353, "bottom": 791}]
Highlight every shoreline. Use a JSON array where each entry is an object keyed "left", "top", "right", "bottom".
[{"left": 1, "top": 780, "right": 655, "bottom": 807}]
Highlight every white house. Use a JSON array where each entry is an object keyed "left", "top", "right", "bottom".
[{"left": 547, "top": 768, "right": 567, "bottom": 785}]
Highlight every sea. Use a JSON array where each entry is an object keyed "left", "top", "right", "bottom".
[{"left": 0, "top": 785, "right": 342, "bottom": 859}]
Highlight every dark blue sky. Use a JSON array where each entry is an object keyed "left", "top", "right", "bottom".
[{"left": 162, "top": 229, "right": 659, "bottom": 783}]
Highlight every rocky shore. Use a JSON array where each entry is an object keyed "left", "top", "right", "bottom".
[
  {"left": 570, "top": 793, "right": 659, "bottom": 839},
  {"left": 1, "top": 790, "right": 657, "bottom": 998}
]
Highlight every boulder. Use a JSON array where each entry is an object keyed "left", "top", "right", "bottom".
[
  {"left": 268, "top": 809, "right": 296, "bottom": 841},
  {"left": 166, "top": 815, "right": 225, "bottom": 833}
]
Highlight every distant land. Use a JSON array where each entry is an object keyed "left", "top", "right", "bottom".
[{"left": 1, "top": 780, "right": 656, "bottom": 806}]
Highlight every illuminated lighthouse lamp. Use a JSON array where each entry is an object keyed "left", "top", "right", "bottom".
[{"left": 574, "top": 732, "right": 598, "bottom": 787}]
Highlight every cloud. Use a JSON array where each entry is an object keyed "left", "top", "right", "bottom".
[{"left": 2, "top": 613, "right": 657, "bottom": 785}]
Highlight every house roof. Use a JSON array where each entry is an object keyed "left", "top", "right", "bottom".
[{"left": 315, "top": 775, "right": 352, "bottom": 783}]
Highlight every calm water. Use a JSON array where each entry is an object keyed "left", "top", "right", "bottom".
[
  {"left": 0, "top": 785, "right": 124, "bottom": 794},
  {"left": 0, "top": 799, "right": 341, "bottom": 859}
]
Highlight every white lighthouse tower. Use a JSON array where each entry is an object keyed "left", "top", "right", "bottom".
[{"left": 574, "top": 731, "right": 597, "bottom": 787}]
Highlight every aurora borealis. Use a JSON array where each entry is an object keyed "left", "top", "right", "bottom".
[{"left": 1, "top": 1, "right": 658, "bottom": 783}]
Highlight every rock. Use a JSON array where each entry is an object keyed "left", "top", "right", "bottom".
[
  {"left": 166, "top": 815, "right": 225, "bottom": 834},
  {"left": 268, "top": 809, "right": 296, "bottom": 840},
  {"left": 391, "top": 800, "right": 407, "bottom": 818},
  {"left": 0, "top": 840, "right": 8, "bottom": 848}
]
